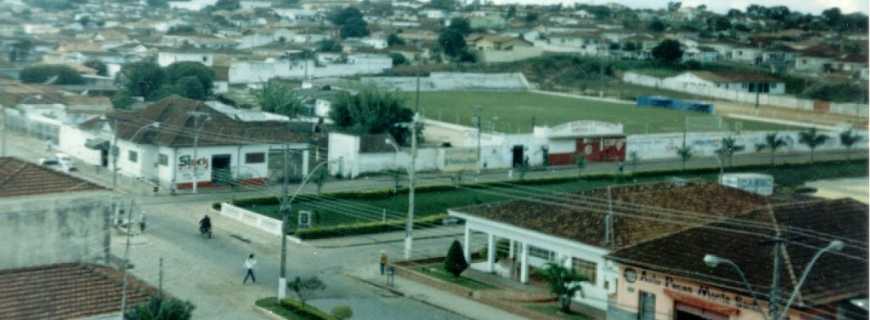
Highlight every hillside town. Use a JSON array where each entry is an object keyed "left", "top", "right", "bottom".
[{"left": 0, "top": 0, "right": 868, "bottom": 320}]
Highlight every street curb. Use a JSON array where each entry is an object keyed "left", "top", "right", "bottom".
[
  {"left": 344, "top": 273, "right": 405, "bottom": 297},
  {"left": 251, "top": 305, "right": 285, "bottom": 320}
]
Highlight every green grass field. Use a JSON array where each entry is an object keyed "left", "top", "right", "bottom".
[{"left": 403, "top": 91, "right": 794, "bottom": 134}]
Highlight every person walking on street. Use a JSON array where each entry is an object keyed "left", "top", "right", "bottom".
[
  {"left": 139, "top": 213, "right": 146, "bottom": 233},
  {"left": 243, "top": 254, "right": 257, "bottom": 284},
  {"left": 379, "top": 251, "right": 388, "bottom": 275}
]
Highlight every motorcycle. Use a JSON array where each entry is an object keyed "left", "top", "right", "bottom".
[{"left": 199, "top": 224, "right": 213, "bottom": 238}]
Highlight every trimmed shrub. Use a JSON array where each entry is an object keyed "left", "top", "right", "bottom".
[
  {"left": 444, "top": 240, "right": 469, "bottom": 277},
  {"left": 295, "top": 214, "right": 448, "bottom": 240},
  {"left": 278, "top": 298, "right": 335, "bottom": 320},
  {"left": 19, "top": 64, "right": 84, "bottom": 84},
  {"left": 331, "top": 305, "right": 353, "bottom": 320}
]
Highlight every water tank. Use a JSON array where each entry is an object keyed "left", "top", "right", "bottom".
[{"left": 720, "top": 173, "right": 774, "bottom": 196}]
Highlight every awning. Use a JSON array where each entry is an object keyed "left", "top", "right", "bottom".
[
  {"left": 85, "top": 138, "right": 109, "bottom": 150},
  {"left": 665, "top": 289, "right": 741, "bottom": 317}
]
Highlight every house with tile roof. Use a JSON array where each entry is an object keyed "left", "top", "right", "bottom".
[
  {"left": 57, "top": 96, "right": 323, "bottom": 190},
  {"left": 607, "top": 198, "right": 868, "bottom": 320},
  {"left": 447, "top": 181, "right": 772, "bottom": 311}
]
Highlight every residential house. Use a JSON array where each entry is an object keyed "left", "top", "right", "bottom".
[
  {"left": 608, "top": 198, "right": 868, "bottom": 320},
  {"left": 169, "top": 0, "right": 218, "bottom": 11},
  {"left": 836, "top": 54, "right": 869, "bottom": 80},
  {"left": 728, "top": 47, "right": 764, "bottom": 65},
  {"left": 469, "top": 15, "right": 507, "bottom": 30},
  {"left": 664, "top": 71, "right": 786, "bottom": 94},
  {"left": 157, "top": 51, "right": 215, "bottom": 67},
  {"left": 59, "top": 96, "right": 322, "bottom": 190},
  {"left": 468, "top": 34, "right": 542, "bottom": 63},
  {"left": 448, "top": 182, "right": 771, "bottom": 312},
  {"left": 794, "top": 44, "right": 839, "bottom": 74},
  {"left": 683, "top": 46, "right": 720, "bottom": 63},
  {"left": 420, "top": 9, "right": 446, "bottom": 20}
]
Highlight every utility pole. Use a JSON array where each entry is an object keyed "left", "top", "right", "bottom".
[
  {"left": 278, "top": 143, "right": 290, "bottom": 299},
  {"left": 158, "top": 257, "right": 164, "bottom": 298},
  {"left": 111, "top": 119, "right": 119, "bottom": 190},
  {"left": 1, "top": 104, "right": 6, "bottom": 157},
  {"left": 404, "top": 113, "right": 419, "bottom": 260},
  {"left": 119, "top": 199, "right": 134, "bottom": 317},
  {"left": 474, "top": 106, "right": 481, "bottom": 174},
  {"left": 188, "top": 111, "right": 210, "bottom": 194}
]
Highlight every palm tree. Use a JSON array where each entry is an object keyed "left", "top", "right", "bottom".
[
  {"left": 798, "top": 128, "right": 829, "bottom": 163},
  {"left": 676, "top": 145, "right": 693, "bottom": 171},
  {"left": 757, "top": 133, "right": 787, "bottom": 166},
  {"left": 539, "top": 262, "right": 587, "bottom": 313},
  {"left": 716, "top": 136, "right": 744, "bottom": 168},
  {"left": 839, "top": 130, "right": 863, "bottom": 161}
]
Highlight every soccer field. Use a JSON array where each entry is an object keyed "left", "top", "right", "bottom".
[{"left": 403, "top": 91, "right": 794, "bottom": 134}]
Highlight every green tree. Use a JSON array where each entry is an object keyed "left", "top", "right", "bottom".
[
  {"left": 438, "top": 30, "right": 467, "bottom": 58},
  {"left": 822, "top": 7, "right": 842, "bottom": 29},
  {"left": 173, "top": 76, "right": 207, "bottom": 100},
  {"left": 524, "top": 12, "right": 539, "bottom": 23},
  {"left": 329, "top": 6, "right": 363, "bottom": 26},
  {"left": 539, "top": 262, "right": 587, "bottom": 313},
  {"left": 505, "top": 5, "right": 516, "bottom": 19},
  {"left": 84, "top": 59, "right": 108, "bottom": 76},
  {"left": 387, "top": 33, "right": 405, "bottom": 47},
  {"left": 676, "top": 144, "right": 692, "bottom": 171},
  {"left": 651, "top": 39, "right": 683, "bottom": 64},
  {"left": 256, "top": 81, "right": 304, "bottom": 118},
  {"left": 330, "top": 88, "right": 416, "bottom": 145},
  {"left": 798, "top": 128, "right": 829, "bottom": 163},
  {"left": 390, "top": 52, "right": 408, "bottom": 66},
  {"left": 431, "top": 0, "right": 456, "bottom": 11},
  {"left": 715, "top": 136, "right": 744, "bottom": 168},
  {"left": 574, "top": 154, "right": 586, "bottom": 178},
  {"left": 444, "top": 240, "right": 468, "bottom": 277},
  {"left": 447, "top": 17, "right": 471, "bottom": 36},
  {"left": 667, "top": 1, "right": 681, "bottom": 12},
  {"left": 340, "top": 17, "right": 370, "bottom": 38},
  {"left": 9, "top": 39, "right": 33, "bottom": 62},
  {"left": 111, "top": 91, "right": 136, "bottom": 109},
  {"left": 648, "top": 19, "right": 666, "bottom": 32},
  {"left": 288, "top": 276, "right": 326, "bottom": 308},
  {"left": 318, "top": 39, "right": 343, "bottom": 52},
  {"left": 164, "top": 61, "right": 215, "bottom": 95},
  {"left": 839, "top": 130, "right": 862, "bottom": 161},
  {"left": 124, "top": 296, "right": 195, "bottom": 320},
  {"left": 19, "top": 64, "right": 84, "bottom": 84},
  {"left": 756, "top": 133, "right": 787, "bottom": 166},
  {"left": 118, "top": 61, "right": 165, "bottom": 100}
]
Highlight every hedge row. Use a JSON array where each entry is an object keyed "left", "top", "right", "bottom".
[
  {"left": 255, "top": 297, "right": 335, "bottom": 320},
  {"left": 294, "top": 214, "right": 449, "bottom": 240}
]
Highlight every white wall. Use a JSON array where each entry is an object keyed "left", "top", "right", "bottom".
[
  {"left": 157, "top": 52, "right": 214, "bottom": 67},
  {"left": 229, "top": 55, "right": 392, "bottom": 84}
]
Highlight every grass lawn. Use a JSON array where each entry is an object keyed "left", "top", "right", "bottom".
[
  {"left": 402, "top": 91, "right": 793, "bottom": 134},
  {"left": 526, "top": 303, "right": 591, "bottom": 320},
  {"left": 416, "top": 266, "right": 498, "bottom": 290},
  {"left": 255, "top": 298, "right": 333, "bottom": 320},
  {"left": 239, "top": 161, "right": 867, "bottom": 232}
]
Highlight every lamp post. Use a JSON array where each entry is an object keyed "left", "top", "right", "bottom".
[
  {"left": 112, "top": 121, "right": 160, "bottom": 191},
  {"left": 277, "top": 160, "right": 333, "bottom": 300},
  {"left": 187, "top": 111, "right": 211, "bottom": 194},
  {"left": 704, "top": 240, "right": 845, "bottom": 320},
  {"left": 386, "top": 113, "right": 419, "bottom": 260}
]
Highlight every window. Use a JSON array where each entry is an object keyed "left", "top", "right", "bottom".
[
  {"left": 158, "top": 154, "right": 168, "bottom": 166},
  {"left": 528, "top": 245, "right": 555, "bottom": 261},
  {"left": 128, "top": 150, "right": 138, "bottom": 163},
  {"left": 638, "top": 291, "right": 656, "bottom": 320},
  {"left": 245, "top": 152, "right": 265, "bottom": 164},
  {"left": 572, "top": 257, "right": 597, "bottom": 283}
]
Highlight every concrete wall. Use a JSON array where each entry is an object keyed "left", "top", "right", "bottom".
[
  {"left": 228, "top": 55, "right": 392, "bottom": 84},
  {"left": 479, "top": 46, "right": 544, "bottom": 63},
  {"left": 361, "top": 72, "right": 530, "bottom": 92},
  {"left": 0, "top": 196, "right": 112, "bottom": 270}
]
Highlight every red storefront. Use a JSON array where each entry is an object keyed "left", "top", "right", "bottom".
[{"left": 548, "top": 135, "right": 627, "bottom": 165}]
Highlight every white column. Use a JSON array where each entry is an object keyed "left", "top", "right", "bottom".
[
  {"left": 486, "top": 233, "right": 495, "bottom": 273},
  {"left": 508, "top": 239, "right": 515, "bottom": 259},
  {"left": 520, "top": 242, "right": 529, "bottom": 284},
  {"left": 463, "top": 224, "right": 471, "bottom": 263}
]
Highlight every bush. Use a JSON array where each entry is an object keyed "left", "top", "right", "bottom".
[
  {"left": 444, "top": 239, "right": 469, "bottom": 277},
  {"left": 278, "top": 298, "right": 335, "bottom": 320},
  {"left": 19, "top": 64, "right": 84, "bottom": 84},
  {"left": 295, "top": 214, "right": 448, "bottom": 240},
  {"left": 331, "top": 305, "right": 353, "bottom": 320}
]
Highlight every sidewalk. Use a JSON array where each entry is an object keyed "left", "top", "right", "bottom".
[{"left": 349, "top": 266, "right": 528, "bottom": 320}]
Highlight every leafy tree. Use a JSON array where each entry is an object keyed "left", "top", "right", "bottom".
[
  {"left": 288, "top": 276, "right": 326, "bottom": 308},
  {"left": 173, "top": 76, "right": 207, "bottom": 100},
  {"left": 256, "top": 81, "right": 303, "bottom": 118},
  {"left": 746, "top": 4, "right": 767, "bottom": 19},
  {"left": 667, "top": 1, "right": 681, "bottom": 12},
  {"left": 456, "top": 49, "right": 477, "bottom": 63},
  {"left": 118, "top": 61, "right": 165, "bottom": 100},
  {"left": 9, "top": 39, "right": 33, "bottom": 62},
  {"left": 839, "top": 130, "right": 862, "bottom": 161},
  {"left": 387, "top": 33, "right": 405, "bottom": 47},
  {"left": 330, "top": 88, "right": 416, "bottom": 145},
  {"left": 715, "top": 136, "right": 744, "bottom": 168},
  {"left": 651, "top": 39, "right": 683, "bottom": 64},
  {"left": 111, "top": 91, "right": 136, "bottom": 110},
  {"left": 756, "top": 133, "right": 787, "bottom": 166},
  {"left": 438, "top": 29, "right": 467, "bottom": 59},
  {"left": 822, "top": 7, "right": 842, "bottom": 28},
  {"left": 318, "top": 39, "right": 342, "bottom": 53},
  {"left": 524, "top": 12, "right": 539, "bottom": 23},
  {"left": 389, "top": 52, "right": 408, "bottom": 66},
  {"left": 84, "top": 59, "right": 108, "bottom": 76},
  {"left": 165, "top": 61, "right": 215, "bottom": 96},
  {"left": 329, "top": 6, "right": 363, "bottom": 26},
  {"left": 798, "top": 128, "right": 829, "bottom": 163},
  {"left": 431, "top": 0, "right": 456, "bottom": 11},
  {"left": 447, "top": 17, "right": 471, "bottom": 36},
  {"left": 539, "top": 262, "right": 587, "bottom": 313},
  {"left": 574, "top": 154, "right": 586, "bottom": 178},
  {"left": 709, "top": 16, "right": 732, "bottom": 32},
  {"left": 444, "top": 240, "right": 468, "bottom": 277},
  {"left": 648, "top": 19, "right": 666, "bottom": 33},
  {"left": 505, "top": 5, "right": 516, "bottom": 19},
  {"left": 124, "top": 296, "right": 195, "bottom": 320},
  {"left": 19, "top": 64, "right": 84, "bottom": 85},
  {"left": 340, "top": 17, "right": 370, "bottom": 38},
  {"left": 676, "top": 144, "right": 692, "bottom": 171}
]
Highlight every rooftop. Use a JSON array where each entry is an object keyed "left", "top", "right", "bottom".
[
  {"left": 609, "top": 198, "right": 869, "bottom": 306},
  {"left": 0, "top": 263, "right": 157, "bottom": 320},
  {"left": 452, "top": 181, "right": 770, "bottom": 249},
  {"left": 0, "top": 157, "right": 104, "bottom": 198}
]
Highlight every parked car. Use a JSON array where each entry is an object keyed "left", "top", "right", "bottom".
[{"left": 39, "top": 153, "right": 76, "bottom": 172}]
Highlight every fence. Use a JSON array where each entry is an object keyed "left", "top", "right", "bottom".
[{"left": 622, "top": 72, "right": 869, "bottom": 117}]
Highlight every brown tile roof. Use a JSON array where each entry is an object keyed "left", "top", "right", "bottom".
[
  {"left": 689, "top": 71, "right": 780, "bottom": 83},
  {"left": 453, "top": 182, "right": 769, "bottom": 249},
  {"left": 0, "top": 263, "right": 158, "bottom": 320},
  {"left": 609, "top": 198, "right": 868, "bottom": 306},
  {"left": 0, "top": 157, "right": 104, "bottom": 198},
  {"left": 80, "top": 96, "right": 317, "bottom": 147}
]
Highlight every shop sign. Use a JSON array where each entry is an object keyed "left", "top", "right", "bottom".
[{"left": 624, "top": 267, "right": 762, "bottom": 311}]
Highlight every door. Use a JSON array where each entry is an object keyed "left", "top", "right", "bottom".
[
  {"left": 512, "top": 145, "right": 524, "bottom": 168},
  {"left": 211, "top": 154, "right": 232, "bottom": 185},
  {"left": 675, "top": 303, "right": 729, "bottom": 320},
  {"left": 100, "top": 149, "right": 108, "bottom": 167}
]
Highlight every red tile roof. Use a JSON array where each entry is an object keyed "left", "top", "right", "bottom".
[
  {"left": 0, "top": 263, "right": 158, "bottom": 320},
  {"left": 0, "top": 157, "right": 104, "bottom": 198}
]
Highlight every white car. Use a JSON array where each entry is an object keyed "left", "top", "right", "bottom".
[{"left": 39, "top": 153, "right": 76, "bottom": 172}]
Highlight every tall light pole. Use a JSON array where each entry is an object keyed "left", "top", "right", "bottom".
[
  {"left": 1, "top": 104, "right": 6, "bottom": 157},
  {"left": 278, "top": 160, "right": 333, "bottom": 299},
  {"left": 704, "top": 239, "right": 845, "bottom": 320},
  {"left": 188, "top": 111, "right": 210, "bottom": 194},
  {"left": 386, "top": 113, "right": 420, "bottom": 260},
  {"left": 112, "top": 121, "right": 160, "bottom": 191}
]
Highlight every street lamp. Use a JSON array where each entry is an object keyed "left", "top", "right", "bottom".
[
  {"left": 112, "top": 121, "right": 160, "bottom": 191},
  {"left": 385, "top": 113, "right": 420, "bottom": 261},
  {"left": 703, "top": 240, "right": 845, "bottom": 320}
]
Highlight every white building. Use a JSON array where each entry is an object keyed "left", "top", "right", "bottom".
[
  {"left": 157, "top": 51, "right": 215, "bottom": 67},
  {"left": 168, "top": 0, "right": 218, "bottom": 11},
  {"left": 663, "top": 71, "right": 785, "bottom": 94},
  {"left": 58, "top": 96, "right": 321, "bottom": 190},
  {"left": 228, "top": 54, "right": 393, "bottom": 84}
]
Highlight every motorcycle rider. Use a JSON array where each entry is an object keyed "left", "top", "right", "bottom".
[{"left": 199, "top": 214, "right": 212, "bottom": 238}]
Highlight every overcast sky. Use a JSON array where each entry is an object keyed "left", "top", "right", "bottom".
[{"left": 487, "top": 0, "right": 869, "bottom": 15}]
